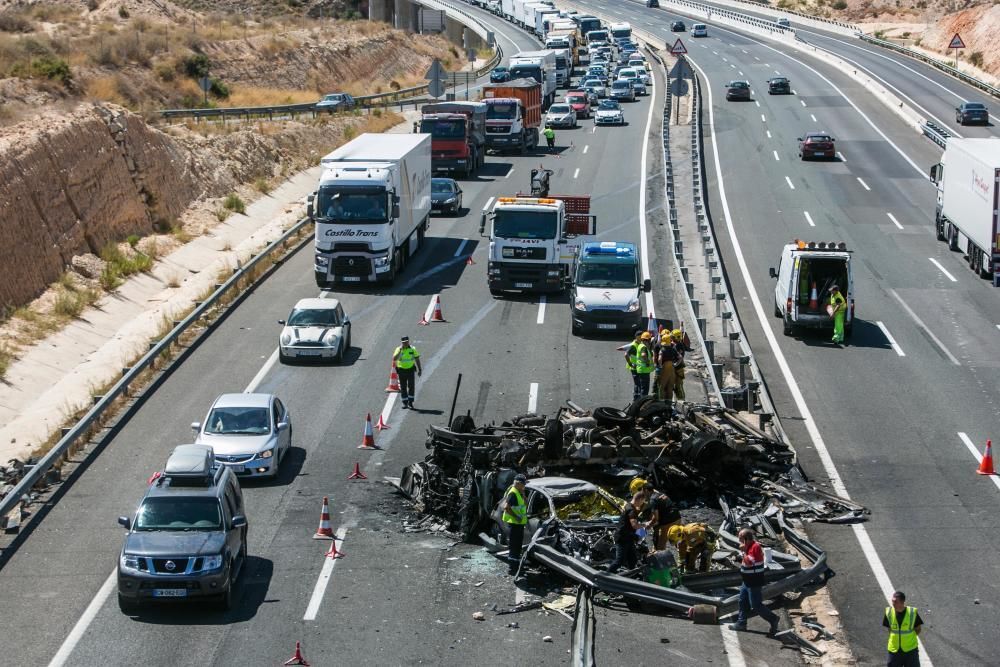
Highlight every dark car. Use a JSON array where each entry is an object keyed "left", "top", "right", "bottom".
[
  {"left": 490, "top": 66, "right": 511, "bottom": 83},
  {"left": 431, "top": 178, "right": 463, "bottom": 215},
  {"left": 725, "top": 80, "right": 751, "bottom": 101},
  {"left": 797, "top": 131, "right": 836, "bottom": 160},
  {"left": 315, "top": 92, "right": 355, "bottom": 113},
  {"left": 956, "top": 101, "right": 989, "bottom": 125},
  {"left": 646, "top": 0, "right": 659, "bottom": 7},
  {"left": 671, "top": 20, "right": 686, "bottom": 32},
  {"left": 767, "top": 77, "right": 791, "bottom": 94}
]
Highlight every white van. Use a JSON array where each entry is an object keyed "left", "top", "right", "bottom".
[
  {"left": 692, "top": 23, "right": 708, "bottom": 37},
  {"left": 769, "top": 241, "right": 854, "bottom": 337}
]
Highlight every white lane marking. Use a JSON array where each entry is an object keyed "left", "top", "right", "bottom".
[
  {"left": 454, "top": 238, "right": 469, "bottom": 258},
  {"left": 303, "top": 527, "right": 348, "bottom": 621},
  {"left": 592, "top": 125, "right": 597, "bottom": 134},
  {"left": 754, "top": 55, "right": 760, "bottom": 60},
  {"left": 774, "top": 69, "right": 781, "bottom": 75},
  {"left": 742, "top": 49, "right": 748, "bottom": 54},
  {"left": 690, "top": 60, "right": 929, "bottom": 664},
  {"left": 713, "top": 50, "right": 719, "bottom": 55},
  {"left": 380, "top": 392, "right": 398, "bottom": 427},
  {"left": 958, "top": 433, "right": 1000, "bottom": 492},
  {"left": 773, "top": 150, "right": 780, "bottom": 161},
  {"left": 886, "top": 213, "right": 904, "bottom": 230},
  {"left": 505, "top": 168, "right": 515, "bottom": 179},
  {"left": 799, "top": 99, "right": 806, "bottom": 107},
  {"left": 573, "top": 167, "right": 580, "bottom": 179},
  {"left": 245, "top": 348, "right": 278, "bottom": 393},
  {"left": 766, "top": 130, "right": 772, "bottom": 138},
  {"left": 785, "top": 176, "right": 795, "bottom": 190},
  {"left": 483, "top": 196, "right": 495, "bottom": 211},
  {"left": 583, "top": 144, "right": 589, "bottom": 154},
  {"left": 857, "top": 177, "right": 871, "bottom": 191},
  {"left": 722, "top": 56, "right": 728, "bottom": 62},
  {"left": 638, "top": 62, "right": 658, "bottom": 318},
  {"left": 876, "top": 321, "right": 906, "bottom": 356},
  {"left": 528, "top": 382, "right": 539, "bottom": 413},
  {"left": 810, "top": 113, "right": 817, "bottom": 122},
  {"left": 804, "top": 211, "right": 816, "bottom": 227},
  {"left": 537, "top": 295, "right": 546, "bottom": 324},
  {"left": 755, "top": 100, "right": 760, "bottom": 107},
  {"left": 760, "top": 114, "right": 766, "bottom": 122},
  {"left": 720, "top": 626, "right": 747, "bottom": 667},
  {"left": 929, "top": 258, "right": 958, "bottom": 282},
  {"left": 738, "top": 70, "right": 744, "bottom": 76},
  {"left": 791, "top": 89, "right": 798, "bottom": 95},
  {"left": 731, "top": 63, "right": 736, "bottom": 69},
  {"left": 422, "top": 294, "right": 438, "bottom": 322},
  {"left": 47, "top": 570, "right": 117, "bottom": 667},
  {"left": 837, "top": 151, "right": 846, "bottom": 162},
  {"left": 887, "top": 289, "right": 960, "bottom": 365}
]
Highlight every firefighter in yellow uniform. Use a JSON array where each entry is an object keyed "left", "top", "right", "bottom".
[{"left": 667, "top": 522, "right": 718, "bottom": 572}]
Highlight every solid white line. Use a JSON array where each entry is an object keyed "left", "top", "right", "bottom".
[
  {"left": 785, "top": 176, "right": 795, "bottom": 190},
  {"left": 583, "top": 144, "right": 589, "bottom": 154},
  {"left": 423, "top": 294, "right": 438, "bottom": 322},
  {"left": 537, "top": 295, "right": 546, "bottom": 324},
  {"left": 958, "top": 433, "right": 1000, "bottom": 492},
  {"left": 528, "top": 382, "right": 539, "bottom": 413},
  {"left": 887, "top": 289, "right": 960, "bottom": 365},
  {"left": 483, "top": 196, "right": 495, "bottom": 211},
  {"left": 380, "top": 391, "right": 397, "bottom": 426},
  {"left": 720, "top": 627, "right": 747, "bottom": 667},
  {"left": 245, "top": 348, "right": 278, "bottom": 393},
  {"left": 772, "top": 150, "right": 780, "bottom": 161},
  {"left": 876, "top": 321, "right": 906, "bottom": 357},
  {"left": 754, "top": 100, "right": 760, "bottom": 107},
  {"left": 856, "top": 177, "right": 871, "bottom": 191},
  {"left": 837, "top": 151, "right": 846, "bottom": 163},
  {"left": 688, "top": 55, "right": 935, "bottom": 666},
  {"left": 886, "top": 213, "right": 904, "bottom": 230},
  {"left": 804, "top": 211, "right": 815, "bottom": 227},
  {"left": 810, "top": 113, "right": 817, "bottom": 122},
  {"left": 637, "top": 59, "right": 658, "bottom": 319},
  {"left": 766, "top": 130, "right": 771, "bottom": 138},
  {"left": 505, "top": 168, "right": 515, "bottom": 179},
  {"left": 47, "top": 570, "right": 117, "bottom": 667},
  {"left": 303, "top": 527, "right": 348, "bottom": 621},
  {"left": 928, "top": 258, "right": 958, "bottom": 282},
  {"left": 592, "top": 125, "right": 597, "bottom": 134},
  {"left": 454, "top": 238, "right": 469, "bottom": 257},
  {"left": 573, "top": 167, "right": 580, "bottom": 179}
]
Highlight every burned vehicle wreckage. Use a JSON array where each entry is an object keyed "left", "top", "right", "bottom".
[{"left": 390, "top": 397, "right": 867, "bottom": 619}]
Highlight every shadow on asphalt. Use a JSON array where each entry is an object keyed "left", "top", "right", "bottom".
[
  {"left": 241, "top": 445, "right": 307, "bottom": 487},
  {"left": 793, "top": 318, "right": 891, "bottom": 351},
  {"left": 278, "top": 345, "right": 362, "bottom": 367}
]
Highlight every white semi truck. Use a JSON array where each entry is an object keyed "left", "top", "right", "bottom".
[
  {"left": 308, "top": 133, "right": 431, "bottom": 288},
  {"left": 930, "top": 138, "right": 1000, "bottom": 283},
  {"left": 508, "top": 50, "right": 558, "bottom": 108}
]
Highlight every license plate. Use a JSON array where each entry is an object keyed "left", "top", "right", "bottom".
[
  {"left": 597, "top": 323, "right": 617, "bottom": 330},
  {"left": 514, "top": 282, "right": 533, "bottom": 289},
  {"left": 813, "top": 151, "right": 824, "bottom": 156},
  {"left": 153, "top": 589, "right": 187, "bottom": 598},
  {"left": 342, "top": 276, "right": 362, "bottom": 282},
  {"left": 296, "top": 349, "right": 321, "bottom": 356},
  {"left": 229, "top": 465, "right": 245, "bottom": 473}
]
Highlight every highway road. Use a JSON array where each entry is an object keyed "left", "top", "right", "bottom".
[
  {"left": 569, "top": 0, "right": 1000, "bottom": 664},
  {"left": 0, "top": 7, "right": 806, "bottom": 667}
]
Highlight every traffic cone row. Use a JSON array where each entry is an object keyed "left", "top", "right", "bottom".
[
  {"left": 977, "top": 439, "right": 995, "bottom": 475},
  {"left": 312, "top": 496, "right": 334, "bottom": 540},
  {"left": 358, "top": 413, "right": 378, "bottom": 449}
]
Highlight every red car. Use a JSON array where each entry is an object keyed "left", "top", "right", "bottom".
[
  {"left": 565, "top": 91, "right": 591, "bottom": 119},
  {"left": 797, "top": 132, "right": 836, "bottom": 160}
]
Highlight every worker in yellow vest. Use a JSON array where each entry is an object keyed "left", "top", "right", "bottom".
[
  {"left": 392, "top": 336, "right": 422, "bottom": 409},
  {"left": 883, "top": 590, "right": 923, "bottom": 667},
  {"left": 501, "top": 474, "right": 528, "bottom": 575},
  {"left": 829, "top": 285, "right": 847, "bottom": 345},
  {"left": 625, "top": 330, "right": 654, "bottom": 400}
]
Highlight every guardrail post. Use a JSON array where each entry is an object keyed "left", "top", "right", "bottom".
[
  {"left": 721, "top": 311, "right": 732, "bottom": 337},
  {"left": 739, "top": 355, "right": 751, "bottom": 387}
]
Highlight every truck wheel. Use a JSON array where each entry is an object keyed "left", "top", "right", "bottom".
[
  {"left": 935, "top": 216, "right": 946, "bottom": 241},
  {"left": 782, "top": 318, "right": 793, "bottom": 337},
  {"left": 948, "top": 224, "right": 959, "bottom": 251},
  {"left": 544, "top": 419, "right": 564, "bottom": 458}
]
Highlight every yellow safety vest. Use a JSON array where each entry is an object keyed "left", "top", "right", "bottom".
[
  {"left": 502, "top": 485, "right": 527, "bottom": 525},
  {"left": 829, "top": 292, "right": 846, "bottom": 314},
  {"left": 627, "top": 341, "right": 653, "bottom": 374},
  {"left": 885, "top": 606, "right": 918, "bottom": 654},
  {"left": 394, "top": 345, "right": 419, "bottom": 369}
]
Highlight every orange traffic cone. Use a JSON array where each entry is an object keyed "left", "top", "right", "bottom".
[
  {"left": 358, "top": 413, "right": 378, "bottom": 449},
  {"left": 809, "top": 282, "right": 819, "bottom": 310},
  {"left": 312, "top": 496, "right": 334, "bottom": 540},
  {"left": 647, "top": 312, "right": 656, "bottom": 334},
  {"left": 430, "top": 295, "right": 447, "bottom": 322},
  {"left": 347, "top": 461, "right": 368, "bottom": 480},
  {"left": 325, "top": 539, "right": 345, "bottom": 559},
  {"left": 977, "top": 439, "right": 995, "bottom": 475},
  {"left": 283, "top": 641, "right": 310, "bottom": 666},
  {"left": 385, "top": 366, "right": 400, "bottom": 393},
  {"left": 375, "top": 413, "right": 390, "bottom": 431}
]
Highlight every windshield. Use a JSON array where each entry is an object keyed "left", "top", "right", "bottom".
[
  {"left": 494, "top": 210, "right": 559, "bottom": 240},
  {"left": 315, "top": 187, "right": 388, "bottom": 223},
  {"left": 598, "top": 100, "right": 620, "bottom": 110},
  {"left": 577, "top": 262, "right": 638, "bottom": 288},
  {"left": 555, "top": 56, "right": 568, "bottom": 68},
  {"left": 509, "top": 65, "right": 541, "bottom": 83},
  {"left": 612, "top": 81, "right": 629, "bottom": 89},
  {"left": 486, "top": 102, "right": 517, "bottom": 120},
  {"left": 204, "top": 406, "right": 271, "bottom": 435},
  {"left": 579, "top": 19, "right": 601, "bottom": 34},
  {"left": 432, "top": 180, "right": 456, "bottom": 193},
  {"left": 611, "top": 29, "right": 630, "bottom": 39},
  {"left": 287, "top": 307, "right": 339, "bottom": 327},
  {"left": 771, "top": 77, "right": 788, "bottom": 84},
  {"left": 420, "top": 118, "right": 465, "bottom": 139},
  {"left": 806, "top": 135, "right": 832, "bottom": 142},
  {"left": 135, "top": 497, "right": 222, "bottom": 531},
  {"left": 964, "top": 103, "right": 986, "bottom": 110},
  {"left": 549, "top": 104, "right": 570, "bottom": 114},
  {"left": 567, "top": 95, "right": 587, "bottom": 104},
  {"left": 730, "top": 81, "right": 749, "bottom": 89},
  {"left": 322, "top": 95, "right": 343, "bottom": 102}
]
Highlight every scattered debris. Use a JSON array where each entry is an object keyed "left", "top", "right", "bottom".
[
  {"left": 543, "top": 635, "right": 553, "bottom": 643},
  {"left": 472, "top": 611, "right": 485, "bottom": 621}
]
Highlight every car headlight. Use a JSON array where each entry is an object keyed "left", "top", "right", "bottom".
[
  {"left": 315, "top": 255, "right": 330, "bottom": 267},
  {"left": 202, "top": 554, "right": 224, "bottom": 570},
  {"left": 258, "top": 448, "right": 274, "bottom": 459},
  {"left": 445, "top": 196, "right": 457, "bottom": 204},
  {"left": 373, "top": 255, "right": 391, "bottom": 268},
  {"left": 627, "top": 299, "right": 640, "bottom": 312},
  {"left": 281, "top": 333, "right": 291, "bottom": 345},
  {"left": 324, "top": 332, "right": 340, "bottom": 347},
  {"left": 574, "top": 299, "right": 587, "bottom": 311},
  {"left": 121, "top": 553, "right": 142, "bottom": 570}
]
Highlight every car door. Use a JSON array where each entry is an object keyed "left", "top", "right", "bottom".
[
  {"left": 775, "top": 248, "right": 790, "bottom": 314},
  {"left": 273, "top": 398, "right": 290, "bottom": 455},
  {"left": 336, "top": 303, "right": 350, "bottom": 345},
  {"left": 220, "top": 490, "right": 238, "bottom": 564}
]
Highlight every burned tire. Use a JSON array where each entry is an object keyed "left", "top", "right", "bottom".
[
  {"left": 451, "top": 415, "right": 476, "bottom": 433},
  {"left": 594, "top": 406, "right": 631, "bottom": 427},
  {"left": 459, "top": 479, "right": 480, "bottom": 543},
  {"left": 626, "top": 395, "right": 657, "bottom": 419},
  {"left": 544, "top": 419, "right": 564, "bottom": 458},
  {"left": 638, "top": 400, "right": 673, "bottom": 422},
  {"left": 513, "top": 413, "right": 545, "bottom": 426}
]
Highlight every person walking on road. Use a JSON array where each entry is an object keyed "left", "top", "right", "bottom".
[
  {"left": 883, "top": 591, "right": 923, "bottom": 667},
  {"left": 728, "top": 528, "right": 780, "bottom": 637},
  {"left": 828, "top": 284, "right": 847, "bottom": 344},
  {"left": 543, "top": 125, "right": 555, "bottom": 151},
  {"left": 502, "top": 474, "right": 528, "bottom": 575},
  {"left": 392, "top": 336, "right": 422, "bottom": 409},
  {"left": 625, "top": 331, "right": 654, "bottom": 400},
  {"left": 608, "top": 489, "right": 648, "bottom": 573},
  {"left": 643, "top": 482, "right": 682, "bottom": 550}
]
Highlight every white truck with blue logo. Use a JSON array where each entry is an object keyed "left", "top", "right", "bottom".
[{"left": 570, "top": 241, "right": 650, "bottom": 335}]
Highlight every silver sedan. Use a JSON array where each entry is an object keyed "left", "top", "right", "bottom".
[{"left": 193, "top": 393, "right": 291, "bottom": 479}]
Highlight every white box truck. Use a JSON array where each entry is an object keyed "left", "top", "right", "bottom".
[
  {"left": 501, "top": 0, "right": 516, "bottom": 22},
  {"left": 308, "top": 133, "right": 431, "bottom": 288},
  {"left": 930, "top": 138, "right": 1000, "bottom": 283},
  {"left": 535, "top": 7, "right": 560, "bottom": 37},
  {"left": 509, "top": 50, "right": 558, "bottom": 108}
]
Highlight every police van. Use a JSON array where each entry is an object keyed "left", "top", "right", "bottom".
[{"left": 570, "top": 241, "right": 651, "bottom": 335}]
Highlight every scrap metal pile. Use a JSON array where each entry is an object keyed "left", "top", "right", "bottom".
[{"left": 390, "top": 398, "right": 866, "bottom": 617}]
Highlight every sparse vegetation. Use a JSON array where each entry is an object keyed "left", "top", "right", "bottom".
[
  {"left": 99, "top": 243, "right": 154, "bottom": 291},
  {"left": 222, "top": 193, "right": 246, "bottom": 214},
  {"left": 832, "top": 0, "right": 847, "bottom": 8},
  {"left": 0, "top": 343, "right": 12, "bottom": 380},
  {"left": 969, "top": 51, "right": 984, "bottom": 67},
  {"left": 215, "top": 208, "right": 231, "bottom": 222},
  {"left": 253, "top": 177, "right": 273, "bottom": 194}
]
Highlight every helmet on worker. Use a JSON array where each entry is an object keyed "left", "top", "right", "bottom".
[
  {"left": 629, "top": 477, "right": 647, "bottom": 495},
  {"left": 640, "top": 331, "right": 652, "bottom": 341},
  {"left": 667, "top": 525, "right": 684, "bottom": 544},
  {"left": 671, "top": 329, "right": 683, "bottom": 341}
]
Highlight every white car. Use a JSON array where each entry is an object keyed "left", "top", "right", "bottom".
[
  {"left": 581, "top": 78, "right": 607, "bottom": 98},
  {"left": 692, "top": 23, "right": 708, "bottom": 37},
  {"left": 545, "top": 103, "right": 578, "bottom": 128},
  {"left": 594, "top": 99, "right": 625, "bottom": 125},
  {"left": 618, "top": 69, "right": 648, "bottom": 95},
  {"left": 192, "top": 393, "right": 291, "bottom": 479},
  {"left": 278, "top": 298, "right": 352, "bottom": 362}
]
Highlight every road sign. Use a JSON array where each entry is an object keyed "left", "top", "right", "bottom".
[
  {"left": 197, "top": 77, "right": 212, "bottom": 93},
  {"left": 425, "top": 59, "right": 447, "bottom": 98},
  {"left": 669, "top": 58, "right": 689, "bottom": 81},
  {"left": 467, "top": 48, "right": 477, "bottom": 63},
  {"left": 670, "top": 38, "right": 688, "bottom": 55},
  {"left": 948, "top": 33, "right": 965, "bottom": 49}
]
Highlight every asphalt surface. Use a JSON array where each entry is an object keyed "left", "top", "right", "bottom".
[
  {"left": 565, "top": 0, "right": 1000, "bottom": 665},
  {"left": 0, "top": 8, "right": 802, "bottom": 666}
]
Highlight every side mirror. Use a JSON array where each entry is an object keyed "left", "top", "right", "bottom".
[
  {"left": 796, "top": 137, "right": 802, "bottom": 141},
  {"left": 306, "top": 202, "right": 314, "bottom": 220},
  {"left": 277, "top": 319, "right": 285, "bottom": 325},
  {"left": 231, "top": 515, "right": 247, "bottom": 529},
  {"left": 642, "top": 279, "right": 652, "bottom": 293},
  {"left": 277, "top": 421, "right": 289, "bottom": 431},
  {"left": 768, "top": 267, "right": 777, "bottom": 279},
  {"left": 191, "top": 422, "right": 201, "bottom": 432},
  {"left": 391, "top": 204, "right": 400, "bottom": 219},
  {"left": 479, "top": 212, "right": 487, "bottom": 237},
  {"left": 118, "top": 516, "right": 131, "bottom": 530}
]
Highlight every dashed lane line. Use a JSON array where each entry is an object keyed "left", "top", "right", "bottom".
[
  {"left": 537, "top": 295, "right": 546, "bottom": 324},
  {"left": 876, "top": 321, "right": 906, "bottom": 356},
  {"left": 785, "top": 176, "right": 795, "bottom": 190},
  {"left": 886, "top": 213, "right": 903, "bottom": 230},
  {"left": 804, "top": 211, "right": 816, "bottom": 227},
  {"left": 928, "top": 258, "right": 957, "bottom": 282},
  {"left": 887, "top": 289, "right": 960, "bottom": 365},
  {"left": 857, "top": 177, "right": 871, "bottom": 191}
]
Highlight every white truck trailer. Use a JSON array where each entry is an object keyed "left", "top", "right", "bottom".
[
  {"left": 930, "top": 138, "right": 1000, "bottom": 283},
  {"left": 308, "top": 133, "right": 431, "bottom": 287},
  {"left": 508, "top": 50, "right": 559, "bottom": 108}
]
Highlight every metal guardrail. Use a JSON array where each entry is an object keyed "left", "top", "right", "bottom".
[
  {"left": 859, "top": 34, "right": 1000, "bottom": 101},
  {"left": 716, "top": 0, "right": 857, "bottom": 32},
  {"left": 923, "top": 120, "right": 951, "bottom": 148},
  {"left": 0, "top": 218, "right": 313, "bottom": 523}
]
